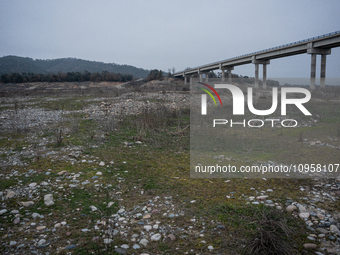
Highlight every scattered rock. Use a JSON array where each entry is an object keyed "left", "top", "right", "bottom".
[
  {"left": 139, "top": 238, "right": 149, "bottom": 247},
  {"left": 330, "top": 225, "right": 339, "bottom": 234},
  {"left": 90, "top": 205, "right": 97, "bottom": 212},
  {"left": 19, "top": 201, "right": 34, "bottom": 207},
  {"left": 65, "top": 244, "right": 77, "bottom": 250},
  {"left": 115, "top": 248, "right": 127, "bottom": 255},
  {"left": 303, "top": 243, "right": 318, "bottom": 249},
  {"left": 166, "top": 234, "right": 176, "bottom": 241},
  {"left": 299, "top": 212, "right": 310, "bottom": 219},
  {"left": 256, "top": 195, "right": 268, "bottom": 201},
  {"left": 44, "top": 194, "right": 54, "bottom": 206},
  {"left": 6, "top": 190, "right": 15, "bottom": 198},
  {"left": 36, "top": 226, "right": 46, "bottom": 231},
  {"left": 103, "top": 238, "right": 113, "bottom": 244},
  {"left": 151, "top": 233, "right": 162, "bottom": 241},
  {"left": 143, "top": 213, "right": 151, "bottom": 219},
  {"left": 107, "top": 202, "right": 114, "bottom": 208},
  {"left": 286, "top": 205, "right": 297, "bottom": 213}
]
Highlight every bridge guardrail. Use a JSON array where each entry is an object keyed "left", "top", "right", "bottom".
[{"left": 179, "top": 30, "right": 340, "bottom": 75}]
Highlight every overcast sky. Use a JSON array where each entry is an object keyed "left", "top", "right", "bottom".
[{"left": 1, "top": 0, "right": 339, "bottom": 78}]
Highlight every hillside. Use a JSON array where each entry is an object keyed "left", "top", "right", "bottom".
[{"left": 0, "top": 56, "right": 150, "bottom": 78}]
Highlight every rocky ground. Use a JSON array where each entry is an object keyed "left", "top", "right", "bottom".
[{"left": 0, "top": 80, "right": 340, "bottom": 254}]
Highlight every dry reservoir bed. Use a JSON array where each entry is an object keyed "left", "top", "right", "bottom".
[{"left": 0, "top": 80, "right": 340, "bottom": 255}]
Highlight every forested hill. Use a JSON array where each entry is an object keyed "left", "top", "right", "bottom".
[{"left": 0, "top": 56, "right": 150, "bottom": 78}]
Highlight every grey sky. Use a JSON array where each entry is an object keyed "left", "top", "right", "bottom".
[{"left": 0, "top": 0, "right": 339, "bottom": 78}]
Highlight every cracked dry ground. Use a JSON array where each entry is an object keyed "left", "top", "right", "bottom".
[{"left": 0, "top": 82, "right": 340, "bottom": 255}]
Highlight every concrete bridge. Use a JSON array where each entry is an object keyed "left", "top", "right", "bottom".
[{"left": 174, "top": 30, "right": 340, "bottom": 89}]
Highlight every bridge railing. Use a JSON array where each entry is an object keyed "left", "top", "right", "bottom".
[{"left": 179, "top": 30, "right": 340, "bottom": 74}]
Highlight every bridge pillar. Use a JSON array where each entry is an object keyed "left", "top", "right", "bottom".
[
  {"left": 190, "top": 76, "right": 193, "bottom": 86},
  {"left": 254, "top": 64, "right": 259, "bottom": 89},
  {"left": 307, "top": 43, "right": 331, "bottom": 89},
  {"left": 227, "top": 67, "right": 234, "bottom": 83},
  {"left": 199, "top": 73, "right": 203, "bottom": 82},
  {"left": 263, "top": 64, "right": 267, "bottom": 89},
  {"left": 310, "top": 54, "right": 316, "bottom": 90},
  {"left": 252, "top": 56, "right": 270, "bottom": 89},
  {"left": 220, "top": 65, "right": 234, "bottom": 83},
  {"left": 320, "top": 54, "right": 327, "bottom": 89},
  {"left": 206, "top": 73, "right": 209, "bottom": 83}
]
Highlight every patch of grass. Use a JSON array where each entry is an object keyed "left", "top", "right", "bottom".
[
  {"left": 212, "top": 203, "right": 306, "bottom": 254},
  {"left": 0, "top": 179, "right": 17, "bottom": 189}
]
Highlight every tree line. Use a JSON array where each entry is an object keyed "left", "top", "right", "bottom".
[{"left": 0, "top": 71, "right": 133, "bottom": 83}]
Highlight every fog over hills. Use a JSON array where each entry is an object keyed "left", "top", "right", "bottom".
[{"left": 0, "top": 56, "right": 150, "bottom": 78}]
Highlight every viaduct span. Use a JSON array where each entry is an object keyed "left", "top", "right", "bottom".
[{"left": 174, "top": 30, "right": 340, "bottom": 89}]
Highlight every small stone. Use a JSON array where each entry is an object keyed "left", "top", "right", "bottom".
[
  {"left": 166, "top": 234, "right": 176, "bottom": 241},
  {"left": 17, "top": 244, "right": 25, "bottom": 249},
  {"left": 316, "top": 228, "right": 328, "bottom": 234},
  {"left": 286, "top": 205, "right": 297, "bottom": 213},
  {"left": 121, "top": 244, "right": 129, "bottom": 249},
  {"left": 96, "top": 171, "right": 102, "bottom": 175},
  {"left": 99, "top": 161, "right": 105, "bottom": 166},
  {"left": 152, "top": 209, "right": 159, "bottom": 214},
  {"left": 299, "top": 212, "right": 310, "bottom": 219},
  {"left": 6, "top": 191, "right": 15, "bottom": 198},
  {"left": 217, "top": 225, "right": 225, "bottom": 230},
  {"left": 104, "top": 238, "right": 113, "bottom": 244},
  {"left": 65, "top": 244, "right": 77, "bottom": 250},
  {"left": 44, "top": 194, "right": 54, "bottom": 206},
  {"left": 66, "top": 232, "right": 72, "bottom": 236},
  {"left": 303, "top": 243, "right": 318, "bottom": 249},
  {"left": 32, "top": 212, "right": 40, "bottom": 219},
  {"left": 38, "top": 239, "right": 46, "bottom": 246},
  {"left": 330, "top": 225, "right": 339, "bottom": 234},
  {"left": 117, "top": 208, "right": 125, "bottom": 214},
  {"left": 10, "top": 241, "right": 17, "bottom": 246},
  {"left": 208, "top": 245, "right": 214, "bottom": 251},
  {"left": 107, "top": 202, "right": 114, "bottom": 208},
  {"left": 54, "top": 223, "right": 61, "bottom": 228},
  {"left": 143, "top": 213, "right": 151, "bottom": 219},
  {"left": 298, "top": 205, "right": 307, "bottom": 213},
  {"left": 58, "top": 170, "right": 67, "bottom": 175},
  {"left": 256, "top": 195, "right": 268, "bottom": 201},
  {"left": 90, "top": 205, "right": 97, "bottom": 212},
  {"left": 115, "top": 248, "right": 127, "bottom": 255},
  {"left": 13, "top": 217, "right": 20, "bottom": 224},
  {"left": 132, "top": 244, "right": 141, "bottom": 249},
  {"left": 36, "top": 226, "right": 46, "bottom": 231},
  {"left": 151, "top": 233, "right": 162, "bottom": 241},
  {"left": 0, "top": 209, "right": 7, "bottom": 215},
  {"left": 144, "top": 225, "right": 152, "bottom": 231},
  {"left": 307, "top": 236, "right": 316, "bottom": 241},
  {"left": 139, "top": 238, "right": 149, "bottom": 247},
  {"left": 19, "top": 201, "right": 34, "bottom": 207},
  {"left": 29, "top": 183, "right": 37, "bottom": 188}
]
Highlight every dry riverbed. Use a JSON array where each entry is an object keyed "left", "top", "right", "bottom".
[{"left": 0, "top": 80, "right": 340, "bottom": 255}]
